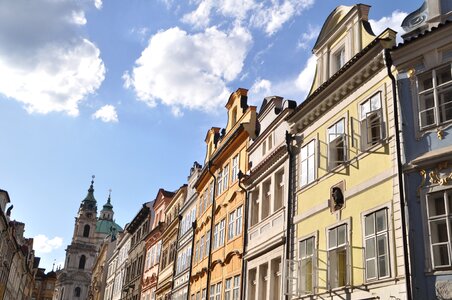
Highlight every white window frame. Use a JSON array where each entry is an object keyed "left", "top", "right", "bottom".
[
  {"left": 417, "top": 63, "right": 452, "bottom": 130},
  {"left": 213, "top": 224, "right": 219, "bottom": 249},
  {"left": 236, "top": 206, "right": 242, "bottom": 236},
  {"left": 363, "top": 208, "right": 390, "bottom": 281},
  {"left": 327, "top": 118, "right": 346, "bottom": 170},
  {"left": 219, "top": 219, "right": 225, "bottom": 247},
  {"left": 217, "top": 169, "right": 223, "bottom": 196},
  {"left": 223, "top": 165, "right": 229, "bottom": 192},
  {"left": 360, "top": 92, "right": 384, "bottom": 150},
  {"left": 225, "top": 278, "right": 232, "bottom": 300},
  {"left": 228, "top": 211, "right": 235, "bottom": 241},
  {"left": 231, "top": 154, "right": 239, "bottom": 183},
  {"left": 299, "top": 236, "right": 316, "bottom": 295},
  {"left": 300, "top": 139, "right": 316, "bottom": 187},
  {"left": 233, "top": 275, "right": 240, "bottom": 300},
  {"left": 426, "top": 189, "right": 452, "bottom": 269},
  {"left": 326, "top": 222, "right": 350, "bottom": 290}
]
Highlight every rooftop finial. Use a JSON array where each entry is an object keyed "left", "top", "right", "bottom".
[
  {"left": 108, "top": 189, "right": 112, "bottom": 204},
  {"left": 91, "top": 175, "right": 95, "bottom": 185}
]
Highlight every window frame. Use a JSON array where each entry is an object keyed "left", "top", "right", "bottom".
[
  {"left": 300, "top": 139, "right": 316, "bottom": 187},
  {"left": 298, "top": 236, "right": 316, "bottom": 295},
  {"left": 416, "top": 63, "right": 452, "bottom": 131},
  {"left": 231, "top": 154, "right": 239, "bottom": 183},
  {"left": 359, "top": 91, "right": 384, "bottom": 150},
  {"left": 326, "top": 222, "right": 350, "bottom": 290},
  {"left": 327, "top": 118, "right": 347, "bottom": 170}
]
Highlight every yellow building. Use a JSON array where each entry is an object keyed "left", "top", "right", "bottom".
[
  {"left": 189, "top": 88, "right": 256, "bottom": 300},
  {"left": 286, "top": 5, "right": 408, "bottom": 299}
]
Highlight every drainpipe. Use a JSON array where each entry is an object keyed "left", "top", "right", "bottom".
[
  {"left": 206, "top": 161, "right": 217, "bottom": 300},
  {"left": 237, "top": 171, "right": 249, "bottom": 300},
  {"left": 284, "top": 130, "right": 294, "bottom": 300},
  {"left": 384, "top": 48, "right": 412, "bottom": 300},
  {"left": 187, "top": 220, "right": 197, "bottom": 300},
  {"left": 170, "top": 215, "right": 183, "bottom": 297}
]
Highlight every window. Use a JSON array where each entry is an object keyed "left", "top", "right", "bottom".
[
  {"left": 418, "top": 64, "right": 452, "bottom": 129},
  {"left": 427, "top": 190, "right": 452, "bottom": 268},
  {"left": 218, "top": 219, "right": 225, "bottom": 247},
  {"left": 228, "top": 211, "right": 235, "bottom": 241},
  {"left": 360, "top": 93, "right": 383, "bottom": 149},
  {"left": 327, "top": 224, "right": 348, "bottom": 289},
  {"left": 206, "top": 230, "right": 211, "bottom": 256},
  {"left": 210, "top": 282, "right": 222, "bottom": 300},
  {"left": 194, "top": 241, "right": 200, "bottom": 263},
  {"left": 327, "top": 119, "right": 346, "bottom": 169},
  {"left": 231, "top": 154, "right": 239, "bottom": 183},
  {"left": 200, "top": 235, "right": 205, "bottom": 260},
  {"left": 299, "top": 237, "right": 315, "bottom": 294},
  {"left": 79, "top": 255, "right": 86, "bottom": 270},
  {"left": 268, "top": 134, "right": 273, "bottom": 151},
  {"left": 233, "top": 275, "right": 240, "bottom": 300},
  {"left": 223, "top": 165, "right": 229, "bottom": 191},
  {"left": 235, "top": 206, "right": 242, "bottom": 236},
  {"left": 300, "top": 140, "right": 315, "bottom": 186},
  {"left": 217, "top": 169, "right": 223, "bottom": 196},
  {"left": 231, "top": 107, "right": 237, "bottom": 125},
  {"left": 202, "top": 288, "right": 206, "bottom": 300},
  {"left": 334, "top": 47, "right": 346, "bottom": 72},
  {"left": 213, "top": 224, "right": 219, "bottom": 249},
  {"left": 74, "top": 287, "right": 81, "bottom": 297},
  {"left": 83, "top": 224, "right": 90, "bottom": 237},
  {"left": 364, "top": 209, "right": 389, "bottom": 280},
  {"left": 225, "top": 278, "right": 232, "bottom": 300},
  {"left": 209, "top": 182, "right": 214, "bottom": 205}
]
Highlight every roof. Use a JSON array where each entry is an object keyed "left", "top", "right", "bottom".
[
  {"left": 393, "top": 20, "right": 452, "bottom": 50},
  {"left": 96, "top": 219, "right": 122, "bottom": 235}
]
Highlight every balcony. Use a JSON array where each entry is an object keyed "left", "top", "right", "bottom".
[{"left": 248, "top": 207, "right": 285, "bottom": 253}]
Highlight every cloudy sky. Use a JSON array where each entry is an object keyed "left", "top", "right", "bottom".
[{"left": 0, "top": 0, "right": 420, "bottom": 271}]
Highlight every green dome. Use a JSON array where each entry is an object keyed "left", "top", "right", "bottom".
[{"left": 96, "top": 219, "right": 122, "bottom": 235}]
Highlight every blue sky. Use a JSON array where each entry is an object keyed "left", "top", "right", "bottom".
[{"left": 0, "top": 0, "right": 420, "bottom": 271}]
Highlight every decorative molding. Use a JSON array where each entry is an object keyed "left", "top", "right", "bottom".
[
  {"left": 418, "top": 169, "right": 427, "bottom": 196},
  {"left": 429, "top": 161, "right": 452, "bottom": 185}
]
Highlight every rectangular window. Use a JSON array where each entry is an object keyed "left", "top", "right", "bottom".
[
  {"left": 206, "top": 230, "right": 211, "bottom": 256},
  {"left": 213, "top": 224, "right": 219, "bottom": 249},
  {"left": 364, "top": 209, "right": 390, "bottom": 280},
  {"left": 199, "top": 235, "right": 205, "bottom": 260},
  {"left": 194, "top": 241, "right": 200, "bottom": 263},
  {"left": 217, "top": 169, "right": 223, "bottom": 196},
  {"left": 202, "top": 289, "right": 206, "bottom": 300},
  {"left": 209, "top": 182, "right": 214, "bottom": 204},
  {"left": 231, "top": 154, "right": 239, "bottom": 182},
  {"left": 301, "top": 140, "right": 315, "bottom": 186},
  {"left": 233, "top": 275, "right": 240, "bottom": 300},
  {"left": 299, "top": 237, "right": 315, "bottom": 294},
  {"left": 236, "top": 206, "right": 242, "bottom": 236},
  {"left": 335, "top": 47, "right": 346, "bottom": 71},
  {"left": 327, "top": 119, "right": 346, "bottom": 169},
  {"left": 210, "top": 282, "right": 222, "bottom": 300},
  {"left": 418, "top": 64, "right": 452, "bottom": 129},
  {"left": 328, "top": 224, "right": 348, "bottom": 289},
  {"left": 228, "top": 211, "right": 235, "bottom": 241},
  {"left": 427, "top": 190, "right": 452, "bottom": 268},
  {"left": 360, "top": 93, "right": 383, "bottom": 149},
  {"left": 219, "top": 219, "right": 226, "bottom": 247},
  {"left": 223, "top": 165, "right": 229, "bottom": 191},
  {"left": 225, "top": 278, "right": 232, "bottom": 300}
]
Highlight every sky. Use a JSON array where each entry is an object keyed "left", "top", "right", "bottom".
[{"left": 0, "top": 0, "right": 421, "bottom": 272}]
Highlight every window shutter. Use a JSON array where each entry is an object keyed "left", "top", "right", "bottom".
[{"left": 284, "top": 259, "right": 300, "bottom": 297}]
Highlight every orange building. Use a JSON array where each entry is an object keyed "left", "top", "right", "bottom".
[{"left": 189, "top": 88, "right": 257, "bottom": 299}]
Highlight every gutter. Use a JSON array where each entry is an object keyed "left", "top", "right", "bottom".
[
  {"left": 237, "top": 171, "right": 249, "bottom": 300},
  {"left": 284, "top": 130, "right": 294, "bottom": 300},
  {"left": 384, "top": 48, "right": 412, "bottom": 300},
  {"left": 170, "top": 215, "right": 183, "bottom": 297},
  {"left": 205, "top": 161, "right": 217, "bottom": 300},
  {"left": 187, "top": 220, "right": 197, "bottom": 299}
]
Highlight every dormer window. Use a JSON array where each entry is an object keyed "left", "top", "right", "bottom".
[
  {"left": 334, "top": 47, "right": 346, "bottom": 73},
  {"left": 231, "top": 107, "right": 237, "bottom": 125}
]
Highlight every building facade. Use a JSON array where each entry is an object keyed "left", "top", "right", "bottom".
[
  {"left": 392, "top": 0, "right": 452, "bottom": 298},
  {"left": 190, "top": 88, "right": 257, "bottom": 300},
  {"left": 244, "top": 96, "right": 295, "bottom": 300},
  {"left": 172, "top": 162, "right": 201, "bottom": 300},
  {"left": 286, "top": 5, "right": 408, "bottom": 299}
]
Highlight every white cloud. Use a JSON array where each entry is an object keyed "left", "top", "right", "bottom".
[
  {"left": 369, "top": 10, "right": 408, "bottom": 42},
  {"left": 92, "top": 105, "right": 119, "bottom": 123},
  {"left": 33, "top": 234, "right": 63, "bottom": 254},
  {"left": 94, "top": 0, "right": 102, "bottom": 10},
  {"left": 0, "top": 0, "right": 105, "bottom": 116},
  {"left": 295, "top": 54, "right": 317, "bottom": 97},
  {"left": 297, "top": 24, "right": 320, "bottom": 49},
  {"left": 182, "top": 0, "right": 313, "bottom": 35},
  {"left": 249, "top": 78, "right": 272, "bottom": 105},
  {"left": 125, "top": 25, "right": 252, "bottom": 114}
]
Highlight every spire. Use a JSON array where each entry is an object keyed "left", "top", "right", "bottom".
[
  {"left": 102, "top": 189, "right": 113, "bottom": 210},
  {"left": 81, "top": 175, "right": 97, "bottom": 210}
]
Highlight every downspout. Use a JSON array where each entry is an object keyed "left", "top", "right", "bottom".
[
  {"left": 237, "top": 171, "right": 248, "bottom": 300},
  {"left": 384, "top": 48, "right": 412, "bottom": 300},
  {"left": 284, "top": 130, "right": 294, "bottom": 300},
  {"left": 187, "top": 220, "right": 197, "bottom": 300},
  {"left": 206, "top": 161, "right": 217, "bottom": 300},
  {"left": 170, "top": 215, "right": 183, "bottom": 296}
]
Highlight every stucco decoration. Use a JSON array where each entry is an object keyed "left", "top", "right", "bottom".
[
  {"left": 417, "top": 169, "right": 427, "bottom": 196},
  {"left": 429, "top": 162, "right": 452, "bottom": 185}
]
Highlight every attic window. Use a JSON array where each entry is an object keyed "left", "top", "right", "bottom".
[
  {"left": 232, "top": 107, "right": 237, "bottom": 125},
  {"left": 334, "top": 47, "right": 346, "bottom": 72}
]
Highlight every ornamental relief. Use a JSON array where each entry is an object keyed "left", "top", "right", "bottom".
[{"left": 418, "top": 162, "right": 452, "bottom": 195}]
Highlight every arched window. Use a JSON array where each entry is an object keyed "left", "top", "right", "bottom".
[
  {"left": 79, "top": 255, "right": 86, "bottom": 269},
  {"left": 83, "top": 224, "right": 90, "bottom": 237},
  {"left": 74, "top": 287, "right": 81, "bottom": 297}
]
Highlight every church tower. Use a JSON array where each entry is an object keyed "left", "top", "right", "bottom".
[{"left": 54, "top": 176, "right": 121, "bottom": 300}]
